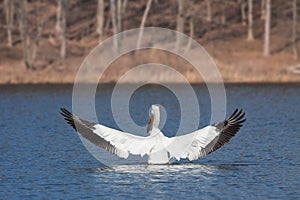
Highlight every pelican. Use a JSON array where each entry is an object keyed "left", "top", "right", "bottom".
[{"left": 60, "top": 105, "right": 246, "bottom": 164}]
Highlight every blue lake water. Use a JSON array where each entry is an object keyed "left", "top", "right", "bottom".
[{"left": 0, "top": 84, "right": 299, "bottom": 199}]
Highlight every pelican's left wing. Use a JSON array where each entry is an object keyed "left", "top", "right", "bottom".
[
  {"left": 60, "top": 108, "right": 155, "bottom": 158},
  {"left": 166, "top": 109, "right": 246, "bottom": 161}
]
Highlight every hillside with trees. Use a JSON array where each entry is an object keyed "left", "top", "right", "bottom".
[{"left": 0, "top": 0, "right": 299, "bottom": 83}]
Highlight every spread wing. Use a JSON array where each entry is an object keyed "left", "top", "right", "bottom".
[
  {"left": 166, "top": 109, "right": 246, "bottom": 161},
  {"left": 60, "top": 108, "right": 155, "bottom": 158}
]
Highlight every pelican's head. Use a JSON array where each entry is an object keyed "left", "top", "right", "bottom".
[{"left": 147, "top": 105, "right": 161, "bottom": 134}]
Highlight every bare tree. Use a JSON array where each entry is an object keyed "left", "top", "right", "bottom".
[
  {"left": 247, "top": 0, "right": 254, "bottom": 40},
  {"left": 263, "top": 0, "right": 271, "bottom": 57},
  {"left": 292, "top": 0, "right": 298, "bottom": 60},
  {"left": 56, "top": 0, "right": 67, "bottom": 59},
  {"left": 96, "top": 0, "right": 104, "bottom": 41},
  {"left": 184, "top": 15, "right": 194, "bottom": 54},
  {"left": 221, "top": 0, "right": 226, "bottom": 25},
  {"left": 31, "top": 0, "right": 42, "bottom": 63},
  {"left": 239, "top": 0, "right": 246, "bottom": 26},
  {"left": 17, "top": 0, "right": 43, "bottom": 70},
  {"left": 121, "top": 0, "right": 128, "bottom": 16},
  {"left": 110, "top": 0, "right": 119, "bottom": 50},
  {"left": 17, "top": 0, "right": 29, "bottom": 69},
  {"left": 206, "top": 0, "right": 212, "bottom": 22},
  {"left": 116, "top": 0, "right": 127, "bottom": 32},
  {"left": 121, "top": 0, "right": 128, "bottom": 31},
  {"left": 177, "top": 0, "right": 185, "bottom": 34},
  {"left": 110, "top": 0, "right": 127, "bottom": 50},
  {"left": 136, "top": 0, "right": 153, "bottom": 49},
  {"left": 261, "top": 0, "right": 266, "bottom": 19},
  {"left": 4, "top": 0, "right": 14, "bottom": 47},
  {"left": 176, "top": 0, "right": 185, "bottom": 51},
  {"left": 184, "top": 0, "right": 197, "bottom": 54},
  {"left": 117, "top": 0, "right": 121, "bottom": 32}
]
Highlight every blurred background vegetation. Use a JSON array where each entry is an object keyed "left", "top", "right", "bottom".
[{"left": 0, "top": 0, "right": 299, "bottom": 83}]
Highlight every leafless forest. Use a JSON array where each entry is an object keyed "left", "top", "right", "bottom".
[{"left": 0, "top": 0, "right": 299, "bottom": 83}]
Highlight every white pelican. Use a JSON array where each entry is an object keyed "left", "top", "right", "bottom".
[{"left": 60, "top": 105, "right": 246, "bottom": 164}]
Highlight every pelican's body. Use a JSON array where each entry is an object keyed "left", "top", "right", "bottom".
[{"left": 61, "top": 105, "right": 246, "bottom": 164}]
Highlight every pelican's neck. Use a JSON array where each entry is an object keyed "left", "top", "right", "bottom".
[
  {"left": 151, "top": 113, "right": 160, "bottom": 130},
  {"left": 147, "top": 107, "right": 160, "bottom": 135}
]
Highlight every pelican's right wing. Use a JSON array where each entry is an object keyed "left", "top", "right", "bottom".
[
  {"left": 60, "top": 108, "right": 155, "bottom": 158},
  {"left": 166, "top": 109, "right": 246, "bottom": 161}
]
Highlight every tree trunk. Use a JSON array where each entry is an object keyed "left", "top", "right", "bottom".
[
  {"left": 117, "top": 0, "right": 122, "bottom": 32},
  {"left": 176, "top": 0, "right": 185, "bottom": 51},
  {"left": 56, "top": 0, "right": 67, "bottom": 59},
  {"left": 4, "top": 0, "right": 14, "bottom": 47},
  {"left": 121, "top": 0, "right": 128, "bottom": 17},
  {"left": 104, "top": 10, "right": 111, "bottom": 33},
  {"left": 110, "top": 0, "right": 119, "bottom": 51},
  {"left": 184, "top": 16, "right": 194, "bottom": 54},
  {"left": 177, "top": 0, "right": 185, "bottom": 33},
  {"left": 247, "top": 0, "right": 254, "bottom": 40},
  {"left": 17, "top": 0, "right": 31, "bottom": 69},
  {"left": 263, "top": 0, "right": 271, "bottom": 57},
  {"left": 56, "top": 0, "right": 61, "bottom": 37},
  {"left": 261, "top": 0, "right": 266, "bottom": 19},
  {"left": 293, "top": 0, "right": 298, "bottom": 60},
  {"left": 17, "top": 0, "right": 43, "bottom": 70},
  {"left": 136, "top": 0, "right": 152, "bottom": 49},
  {"left": 121, "top": 0, "right": 128, "bottom": 31},
  {"left": 31, "top": 0, "right": 42, "bottom": 62},
  {"left": 221, "top": 0, "right": 226, "bottom": 25},
  {"left": 16, "top": 0, "right": 44, "bottom": 70},
  {"left": 240, "top": 0, "right": 246, "bottom": 26},
  {"left": 96, "top": 0, "right": 104, "bottom": 41},
  {"left": 206, "top": 0, "right": 211, "bottom": 22}
]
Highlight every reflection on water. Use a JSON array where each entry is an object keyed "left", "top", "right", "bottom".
[
  {"left": 91, "top": 164, "right": 222, "bottom": 195},
  {"left": 94, "top": 163, "right": 218, "bottom": 173},
  {"left": 91, "top": 163, "right": 251, "bottom": 173},
  {"left": 86, "top": 162, "right": 267, "bottom": 199}
]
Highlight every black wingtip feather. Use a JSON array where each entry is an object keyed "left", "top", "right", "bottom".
[
  {"left": 229, "top": 109, "right": 238, "bottom": 119},
  {"left": 59, "top": 107, "right": 117, "bottom": 155},
  {"left": 207, "top": 109, "right": 246, "bottom": 155},
  {"left": 60, "top": 107, "right": 77, "bottom": 130}
]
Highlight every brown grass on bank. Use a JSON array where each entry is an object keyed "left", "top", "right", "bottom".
[{"left": 0, "top": 40, "right": 299, "bottom": 84}]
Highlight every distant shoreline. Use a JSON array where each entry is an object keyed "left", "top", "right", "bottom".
[{"left": 1, "top": 80, "right": 300, "bottom": 86}]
